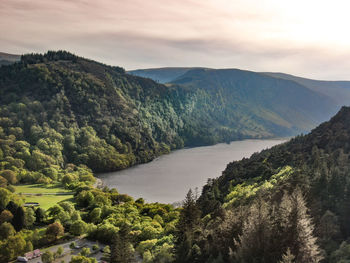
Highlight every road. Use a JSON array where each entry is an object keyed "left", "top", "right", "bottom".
[{"left": 26, "top": 238, "right": 105, "bottom": 263}]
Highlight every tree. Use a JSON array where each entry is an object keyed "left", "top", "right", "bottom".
[
  {"left": 174, "top": 189, "right": 202, "bottom": 263},
  {"left": 233, "top": 196, "right": 272, "bottom": 263},
  {"left": 0, "top": 176, "right": 7, "bottom": 187},
  {"left": 70, "top": 220, "right": 87, "bottom": 236},
  {"left": 110, "top": 223, "right": 134, "bottom": 263},
  {"left": 46, "top": 222, "right": 64, "bottom": 241},
  {"left": 35, "top": 207, "right": 45, "bottom": 224},
  {"left": 12, "top": 206, "right": 25, "bottom": 231},
  {"left": 286, "top": 189, "right": 323, "bottom": 263},
  {"left": 0, "top": 209, "right": 13, "bottom": 224},
  {"left": 55, "top": 246, "right": 64, "bottom": 258},
  {"left": 24, "top": 207, "right": 36, "bottom": 228},
  {"left": 330, "top": 241, "right": 350, "bottom": 262},
  {"left": 42, "top": 250, "right": 54, "bottom": 263},
  {"left": 92, "top": 244, "right": 99, "bottom": 251},
  {"left": 0, "top": 170, "right": 17, "bottom": 184},
  {"left": 0, "top": 188, "right": 12, "bottom": 209},
  {"left": 70, "top": 242, "right": 77, "bottom": 249},
  {"left": 25, "top": 241, "right": 33, "bottom": 253},
  {"left": 89, "top": 207, "right": 101, "bottom": 224},
  {"left": 280, "top": 248, "right": 295, "bottom": 263},
  {"left": 0, "top": 234, "right": 26, "bottom": 262},
  {"left": 70, "top": 255, "right": 97, "bottom": 263},
  {"left": 0, "top": 222, "right": 15, "bottom": 239},
  {"left": 80, "top": 247, "right": 91, "bottom": 257}
]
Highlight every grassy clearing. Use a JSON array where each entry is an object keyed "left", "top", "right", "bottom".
[
  {"left": 22, "top": 195, "right": 74, "bottom": 210},
  {"left": 14, "top": 184, "right": 74, "bottom": 209},
  {"left": 14, "top": 183, "right": 72, "bottom": 194}
]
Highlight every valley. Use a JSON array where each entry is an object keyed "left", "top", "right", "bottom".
[{"left": 0, "top": 51, "right": 349, "bottom": 263}]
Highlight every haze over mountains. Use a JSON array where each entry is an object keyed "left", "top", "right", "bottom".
[
  {"left": 0, "top": 52, "right": 20, "bottom": 66},
  {"left": 129, "top": 67, "right": 350, "bottom": 107}
]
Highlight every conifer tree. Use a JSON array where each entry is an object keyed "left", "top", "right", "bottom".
[
  {"left": 285, "top": 189, "right": 323, "bottom": 263},
  {"left": 174, "top": 189, "right": 202, "bottom": 263},
  {"left": 110, "top": 223, "right": 134, "bottom": 263},
  {"left": 233, "top": 195, "right": 272, "bottom": 263},
  {"left": 279, "top": 248, "right": 295, "bottom": 263}
]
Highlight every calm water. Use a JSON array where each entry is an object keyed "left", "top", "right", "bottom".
[{"left": 98, "top": 139, "right": 287, "bottom": 203}]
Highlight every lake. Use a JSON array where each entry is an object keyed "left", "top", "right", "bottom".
[{"left": 98, "top": 139, "right": 287, "bottom": 204}]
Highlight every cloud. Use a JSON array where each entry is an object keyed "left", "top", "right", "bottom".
[{"left": 1, "top": 0, "right": 350, "bottom": 79}]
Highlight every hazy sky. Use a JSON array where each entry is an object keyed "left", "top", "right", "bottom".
[{"left": 2, "top": 0, "right": 350, "bottom": 79}]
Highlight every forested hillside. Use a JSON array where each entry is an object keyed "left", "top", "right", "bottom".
[
  {"left": 0, "top": 51, "right": 336, "bottom": 177},
  {"left": 171, "top": 68, "right": 337, "bottom": 133},
  {"left": 174, "top": 106, "right": 350, "bottom": 262},
  {"left": 0, "top": 51, "right": 348, "bottom": 262}
]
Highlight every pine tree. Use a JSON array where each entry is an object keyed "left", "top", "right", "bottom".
[
  {"left": 174, "top": 189, "right": 202, "bottom": 263},
  {"left": 279, "top": 248, "right": 295, "bottom": 263},
  {"left": 12, "top": 206, "right": 25, "bottom": 231},
  {"left": 233, "top": 195, "right": 272, "bottom": 263},
  {"left": 110, "top": 223, "right": 134, "bottom": 263},
  {"left": 286, "top": 189, "right": 323, "bottom": 263}
]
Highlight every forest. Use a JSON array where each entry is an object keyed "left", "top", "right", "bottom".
[
  {"left": 176, "top": 106, "right": 350, "bottom": 263},
  {"left": 0, "top": 51, "right": 349, "bottom": 262}
]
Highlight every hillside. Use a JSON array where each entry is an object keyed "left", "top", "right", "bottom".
[
  {"left": 0, "top": 51, "right": 196, "bottom": 173},
  {"left": 0, "top": 51, "right": 339, "bottom": 177},
  {"left": 0, "top": 52, "right": 20, "bottom": 66},
  {"left": 184, "top": 106, "right": 350, "bottom": 262},
  {"left": 264, "top": 72, "right": 350, "bottom": 106},
  {"left": 171, "top": 68, "right": 338, "bottom": 134}
]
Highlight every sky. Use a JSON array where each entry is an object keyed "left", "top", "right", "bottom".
[{"left": 1, "top": 0, "right": 350, "bottom": 79}]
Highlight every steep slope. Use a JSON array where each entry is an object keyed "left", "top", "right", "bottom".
[
  {"left": 195, "top": 106, "right": 350, "bottom": 262},
  {"left": 171, "top": 68, "right": 338, "bottom": 134},
  {"left": 0, "top": 50, "right": 340, "bottom": 178},
  {"left": 128, "top": 67, "right": 199, "bottom": 83},
  {"left": 264, "top": 72, "right": 350, "bottom": 106},
  {"left": 1, "top": 50, "right": 314, "bottom": 178},
  {"left": 0, "top": 51, "right": 197, "bottom": 173}
]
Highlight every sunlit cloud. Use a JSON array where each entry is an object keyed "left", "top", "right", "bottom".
[{"left": 1, "top": 0, "right": 350, "bottom": 79}]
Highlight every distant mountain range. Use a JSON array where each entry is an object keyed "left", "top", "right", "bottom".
[
  {"left": 0, "top": 52, "right": 20, "bottom": 66},
  {"left": 0, "top": 51, "right": 345, "bottom": 147},
  {"left": 263, "top": 72, "right": 350, "bottom": 106},
  {"left": 129, "top": 67, "right": 350, "bottom": 107}
]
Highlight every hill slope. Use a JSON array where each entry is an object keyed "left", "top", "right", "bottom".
[
  {"left": 193, "top": 106, "right": 350, "bottom": 262},
  {"left": 264, "top": 72, "right": 350, "bottom": 106},
  {"left": 171, "top": 68, "right": 338, "bottom": 134},
  {"left": 0, "top": 51, "right": 339, "bottom": 178},
  {"left": 0, "top": 52, "right": 20, "bottom": 66}
]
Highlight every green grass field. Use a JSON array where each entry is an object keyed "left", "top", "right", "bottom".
[
  {"left": 22, "top": 195, "right": 74, "bottom": 210},
  {"left": 14, "top": 184, "right": 74, "bottom": 209},
  {"left": 14, "top": 183, "right": 72, "bottom": 194}
]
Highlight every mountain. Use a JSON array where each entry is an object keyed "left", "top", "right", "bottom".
[
  {"left": 131, "top": 67, "right": 350, "bottom": 108},
  {"left": 189, "top": 106, "right": 350, "bottom": 262},
  {"left": 0, "top": 51, "right": 195, "bottom": 173},
  {"left": 171, "top": 68, "right": 338, "bottom": 134},
  {"left": 263, "top": 72, "right": 350, "bottom": 106},
  {"left": 0, "top": 51, "right": 339, "bottom": 179},
  {"left": 0, "top": 52, "right": 20, "bottom": 66},
  {"left": 128, "top": 67, "right": 198, "bottom": 83}
]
